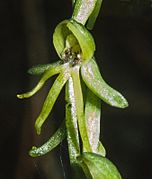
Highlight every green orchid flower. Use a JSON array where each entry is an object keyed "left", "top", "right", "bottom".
[{"left": 17, "top": 0, "right": 128, "bottom": 178}]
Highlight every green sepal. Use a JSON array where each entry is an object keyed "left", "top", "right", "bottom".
[
  {"left": 27, "top": 61, "right": 61, "bottom": 76},
  {"left": 87, "top": 0, "right": 103, "bottom": 30},
  {"left": 35, "top": 69, "right": 70, "bottom": 135},
  {"left": 81, "top": 58, "right": 128, "bottom": 108},
  {"left": 29, "top": 122, "right": 66, "bottom": 157},
  {"left": 53, "top": 19, "right": 95, "bottom": 61},
  {"left": 53, "top": 20, "right": 71, "bottom": 58},
  {"left": 84, "top": 88, "right": 106, "bottom": 156},
  {"left": 78, "top": 152, "right": 122, "bottom": 179}
]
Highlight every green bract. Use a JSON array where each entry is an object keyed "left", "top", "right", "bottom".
[{"left": 78, "top": 153, "right": 122, "bottom": 179}]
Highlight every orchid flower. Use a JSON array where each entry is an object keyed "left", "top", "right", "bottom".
[{"left": 17, "top": 1, "right": 128, "bottom": 178}]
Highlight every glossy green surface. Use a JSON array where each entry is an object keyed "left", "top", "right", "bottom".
[
  {"left": 35, "top": 69, "right": 70, "bottom": 134},
  {"left": 53, "top": 19, "right": 95, "bottom": 61},
  {"left": 67, "top": 20, "right": 95, "bottom": 61},
  {"left": 17, "top": 62, "right": 63, "bottom": 99},
  {"left": 28, "top": 61, "right": 61, "bottom": 75},
  {"left": 87, "top": 0, "right": 103, "bottom": 30},
  {"left": 29, "top": 122, "right": 66, "bottom": 157},
  {"left": 71, "top": 66, "right": 92, "bottom": 152},
  {"left": 79, "top": 153, "right": 122, "bottom": 179},
  {"left": 65, "top": 77, "right": 80, "bottom": 164},
  {"left": 84, "top": 89, "right": 106, "bottom": 156},
  {"left": 53, "top": 20, "right": 70, "bottom": 58},
  {"left": 81, "top": 58, "right": 128, "bottom": 108},
  {"left": 72, "top": 0, "right": 97, "bottom": 25}
]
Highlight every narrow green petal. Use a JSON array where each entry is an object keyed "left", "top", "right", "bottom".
[
  {"left": 87, "top": 0, "right": 103, "bottom": 30},
  {"left": 78, "top": 153, "right": 122, "bottom": 179},
  {"left": 35, "top": 70, "right": 70, "bottom": 135},
  {"left": 81, "top": 58, "right": 128, "bottom": 108},
  {"left": 29, "top": 122, "right": 66, "bottom": 157},
  {"left": 28, "top": 61, "right": 61, "bottom": 76},
  {"left": 17, "top": 63, "right": 63, "bottom": 99},
  {"left": 71, "top": 66, "right": 91, "bottom": 152},
  {"left": 85, "top": 88, "right": 106, "bottom": 156},
  {"left": 65, "top": 77, "right": 80, "bottom": 164}
]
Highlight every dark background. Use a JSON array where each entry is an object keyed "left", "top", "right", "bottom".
[{"left": 0, "top": 0, "right": 152, "bottom": 178}]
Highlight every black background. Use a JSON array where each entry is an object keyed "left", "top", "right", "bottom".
[{"left": 0, "top": 0, "right": 152, "bottom": 178}]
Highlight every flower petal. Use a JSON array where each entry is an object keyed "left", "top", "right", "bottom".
[
  {"left": 81, "top": 58, "right": 128, "bottom": 108},
  {"left": 29, "top": 122, "right": 66, "bottom": 157},
  {"left": 28, "top": 61, "right": 61, "bottom": 76},
  {"left": 84, "top": 89, "right": 106, "bottom": 156},
  {"left": 35, "top": 69, "right": 70, "bottom": 134},
  {"left": 17, "top": 63, "right": 63, "bottom": 99}
]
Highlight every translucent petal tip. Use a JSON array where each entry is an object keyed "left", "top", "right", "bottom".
[
  {"left": 35, "top": 124, "right": 41, "bottom": 135},
  {"left": 17, "top": 94, "right": 24, "bottom": 99}
]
